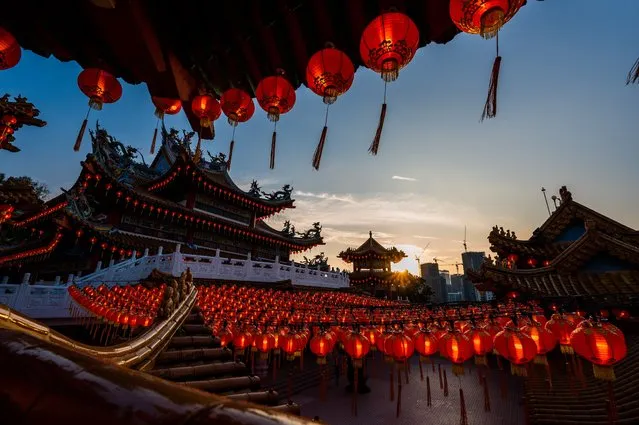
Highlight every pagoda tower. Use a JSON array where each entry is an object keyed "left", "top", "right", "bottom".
[{"left": 338, "top": 231, "right": 406, "bottom": 297}]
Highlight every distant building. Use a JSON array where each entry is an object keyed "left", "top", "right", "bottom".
[
  {"left": 461, "top": 251, "right": 485, "bottom": 302},
  {"left": 448, "top": 291, "right": 463, "bottom": 302},
  {"left": 421, "top": 262, "right": 447, "bottom": 304},
  {"left": 440, "top": 269, "right": 451, "bottom": 286},
  {"left": 450, "top": 274, "right": 464, "bottom": 293}
]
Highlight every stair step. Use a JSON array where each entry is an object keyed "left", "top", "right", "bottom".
[
  {"left": 181, "top": 375, "right": 261, "bottom": 393},
  {"left": 169, "top": 335, "right": 220, "bottom": 348},
  {"left": 226, "top": 389, "right": 280, "bottom": 406},
  {"left": 156, "top": 348, "right": 232, "bottom": 365},
  {"left": 185, "top": 313, "right": 201, "bottom": 324},
  {"left": 150, "top": 361, "right": 248, "bottom": 380},
  {"left": 271, "top": 402, "right": 301, "bottom": 416},
  {"left": 182, "top": 324, "right": 211, "bottom": 335}
]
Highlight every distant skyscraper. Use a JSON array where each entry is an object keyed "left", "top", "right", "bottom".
[
  {"left": 461, "top": 251, "right": 485, "bottom": 302},
  {"left": 450, "top": 274, "right": 464, "bottom": 293},
  {"left": 421, "top": 262, "right": 446, "bottom": 304},
  {"left": 440, "top": 269, "right": 451, "bottom": 286}
]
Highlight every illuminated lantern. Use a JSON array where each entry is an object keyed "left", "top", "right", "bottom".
[
  {"left": 363, "top": 327, "right": 380, "bottom": 351},
  {"left": 527, "top": 258, "right": 538, "bottom": 267},
  {"left": 439, "top": 331, "right": 474, "bottom": 375},
  {"left": 220, "top": 88, "right": 255, "bottom": 171},
  {"left": 344, "top": 332, "right": 371, "bottom": 368},
  {"left": 74, "top": 68, "right": 122, "bottom": 151},
  {"left": 359, "top": 12, "right": 419, "bottom": 155},
  {"left": 217, "top": 327, "right": 234, "bottom": 347},
  {"left": 232, "top": 330, "right": 253, "bottom": 352},
  {"left": 149, "top": 97, "right": 182, "bottom": 154},
  {"left": 494, "top": 328, "right": 537, "bottom": 376},
  {"left": 190, "top": 93, "right": 221, "bottom": 161},
  {"left": 310, "top": 333, "right": 332, "bottom": 364},
  {"left": 413, "top": 330, "right": 438, "bottom": 363},
  {"left": 0, "top": 27, "right": 21, "bottom": 70},
  {"left": 507, "top": 253, "right": 518, "bottom": 264},
  {"left": 570, "top": 321, "right": 627, "bottom": 381},
  {"left": 521, "top": 322, "right": 556, "bottom": 365},
  {"left": 391, "top": 333, "right": 415, "bottom": 363},
  {"left": 305, "top": 46, "right": 355, "bottom": 170},
  {"left": 468, "top": 328, "right": 493, "bottom": 365},
  {"left": 545, "top": 313, "right": 576, "bottom": 354},
  {"left": 280, "top": 333, "right": 299, "bottom": 361},
  {"left": 449, "top": 0, "right": 525, "bottom": 120},
  {"left": 255, "top": 73, "right": 296, "bottom": 169}
]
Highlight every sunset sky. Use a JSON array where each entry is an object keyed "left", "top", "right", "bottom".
[{"left": 1, "top": 1, "right": 638, "bottom": 275}]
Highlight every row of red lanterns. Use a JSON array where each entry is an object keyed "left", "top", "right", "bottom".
[
  {"left": 11, "top": 201, "right": 68, "bottom": 227},
  {"left": 0, "top": 231, "right": 62, "bottom": 265},
  {"left": 0, "top": 2, "right": 527, "bottom": 169}
]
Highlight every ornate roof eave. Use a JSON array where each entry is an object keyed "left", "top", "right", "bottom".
[{"left": 487, "top": 227, "right": 569, "bottom": 258}]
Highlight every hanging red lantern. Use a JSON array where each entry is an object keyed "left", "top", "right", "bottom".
[
  {"left": 344, "top": 332, "right": 371, "bottom": 368},
  {"left": 493, "top": 328, "right": 537, "bottom": 376},
  {"left": 359, "top": 12, "right": 419, "bottom": 155},
  {"left": 545, "top": 313, "right": 576, "bottom": 354},
  {"left": 191, "top": 93, "right": 221, "bottom": 161},
  {"left": 468, "top": 328, "right": 493, "bottom": 365},
  {"left": 149, "top": 97, "right": 182, "bottom": 154},
  {"left": 0, "top": 27, "right": 21, "bottom": 70},
  {"left": 413, "top": 329, "right": 438, "bottom": 363},
  {"left": 570, "top": 321, "right": 627, "bottom": 381},
  {"left": 306, "top": 46, "right": 355, "bottom": 170},
  {"left": 310, "top": 333, "right": 332, "bottom": 364},
  {"left": 232, "top": 330, "right": 254, "bottom": 352},
  {"left": 439, "top": 331, "right": 474, "bottom": 376},
  {"left": 74, "top": 68, "right": 122, "bottom": 151},
  {"left": 255, "top": 73, "right": 296, "bottom": 169},
  {"left": 220, "top": 88, "right": 255, "bottom": 171},
  {"left": 521, "top": 322, "right": 556, "bottom": 365},
  {"left": 449, "top": 0, "right": 525, "bottom": 121}
]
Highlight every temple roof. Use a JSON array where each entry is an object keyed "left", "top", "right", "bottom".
[
  {"left": 0, "top": 1, "right": 464, "bottom": 135},
  {"left": 338, "top": 231, "right": 407, "bottom": 263}
]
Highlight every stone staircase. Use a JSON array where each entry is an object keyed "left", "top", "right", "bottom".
[{"left": 149, "top": 308, "right": 300, "bottom": 414}]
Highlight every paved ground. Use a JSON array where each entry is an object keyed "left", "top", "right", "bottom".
[{"left": 296, "top": 355, "right": 525, "bottom": 425}]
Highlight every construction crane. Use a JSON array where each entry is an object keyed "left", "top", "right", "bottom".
[
  {"left": 434, "top": 261, "right": 463, "bottom": 274},
  {"left": 463, "top": 226, "right": 468, "bottom": 253},
  {"left": 414, "top": 242, "right": 431, "bottom": 266}
]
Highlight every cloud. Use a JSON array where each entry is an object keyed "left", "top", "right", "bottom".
[
  {"left": 413, "top": 235, "right": 440, "bottom": 240},
  {"left": 294, "top": 191, "right": 356, "bottom": 204},
  {"left": 392, "top": 175, "right": 417, "bottom": 182}
]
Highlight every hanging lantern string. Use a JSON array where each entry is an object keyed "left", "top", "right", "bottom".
[
  {"left": 227, "top": 124, "right": 237, "bottom": 171},
  {"left": 481, "top": 31, "right": 502, "bottom": 122},
  {"left": 312, "top": 104, "right": 331, "bottom": 171},
  {"left": 369, "top": 82, "right": 388, "bottom": 155}
]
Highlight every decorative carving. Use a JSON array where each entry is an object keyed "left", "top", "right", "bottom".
[
  {"left": 248, "top": 180, "right": 262, "bottom": 197},
  {"left": 61, "top": 186, "right": 94, "bottom": 220},
  {"left": 0, "top": 94, "right": 47, "bottom": 152},
  {"left": 262, "top": 184, "right": 293, "bottom": 201},
  {"left": 162, "top": 126, "right": 196, "bottom": 154},
  {"left": 559, "top": 186, "right": 573, "bottom": 203},
  {"left": 303, "top": 252, "right": 329, "bottom": 270},
  {"left": 298, "top": 222, "right": 322, "bottom": 239},
  {"left": 281, "top": 220, "right": 296, "bottom": 237},
  {"left": 204, "top": 151, "right": 228, "bottom": 171}
]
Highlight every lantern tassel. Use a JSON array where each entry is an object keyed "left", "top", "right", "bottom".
[
  {"left": 607, "top": 381, "right": 618, "bottom": 425},
  {"left": 438, "top": 363, "right": 443, "bottom": 389},
  {"left": 369, "top": 102, "right": 387, "bottom": 155},
  {"left": 594, "top": 364, "right": 616, "bottom": 381},
  {"left": 74, "top": 107, "right": 91, "bottom": 152},
  {"left": 390, "top": 365, "right": 395, "bottom": 401},
  {"left": 418, "top": 356, "right": 424, "bottom": 381},
  {"left": 481, "top": 55, "right": 502, "bottom": 122},
  {"left": 483, "top": 376, "right": 491, "bottom": 412},
  {"left": 443, "top": 369, "right": 449, "bottom": 397},
  {"left": 150, "top": 123, "right": 158, "bottom": 155},
  {"left": 270, "top": 130, "right": 277, "bottom": 170},
  {"left": 396, "top": 364, "right": 402, "bottom": 418},
  {"left": 459, "top": 388, "right": 469, "bottom": 425},
  {"left": 312, "top": 126, "right": 328, "bottom": 170},
  {"left": 227, "top": 140, "right": 235, "bottom": 171},
  {"left": 426, "top": 376, "right": 432, "bottom": 407},
  {"left": 626, "top": 56, "right": 639, "bottom": 85},
  {"left": 194, "top": 134, "right": 203, "bottom": 163}
]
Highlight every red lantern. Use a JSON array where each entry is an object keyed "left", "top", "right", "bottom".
[
  {"left": 359, "top": 12, "right": 419, "bottom": 156},
  {"left": 344, "top": 332, "right": 371, "bottom": 368},
  {"left": 449, "top": 0, "right": 525, "bottom": 121},
  {"left": 232, "top": 330, "right": 253, "bottom": 351},
  {"left": 220, "top": 88, "right": 255, "bottom": 171},
  {"left": 413, "top": 330, "right": 438, "bottom": 362},
  {"left": 390, "top": 333, "right": 414, "bottom": 363},
  {"left": 306, "top": 46, "right": 355, "bottom": 170},
  {"left": 310, "top": 333, "right": 332, "bottom": 364},
  {"left": 191, "top": 94, "right": 221, "bottom": 130},
  {"left": 255, "top": 73, "right": 296, "bottom": 169},
  {"left": 439, "top": 331, "right": 474, "bottom": 376},
  {"left": 149, "top": 97, "right": 182, "bottom": 154},
  {"left": 0, "top": 27, "right": 21, "bottom": 70},
  {"left": 468, "top": 328, "right": 493, "bottom": 365},
  {"left": 256, "top": 333, "right": 275, "bottom": 359},
  {"left": 494, "top": 328, "right": 537, "bottom": 376},
  {"left": 545, "top": 313, "right": 576, "bottom": 354},
  {"left": 521, "top": 322, "right": 556, "bottom": 365},
  {"left": 570, "top": 321, "right": 627, "bottom": 381},
  {"left": 74, "top": 68, "right": 122, "bottom": 151}
]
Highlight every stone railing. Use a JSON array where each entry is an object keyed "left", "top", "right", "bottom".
[{"left": 0, "top": 245, "right": 349, "bottom": 319}]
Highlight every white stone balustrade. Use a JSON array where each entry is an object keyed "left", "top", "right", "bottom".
[{"left": 0, "top": 247, "right": 349, "bottom": 319}]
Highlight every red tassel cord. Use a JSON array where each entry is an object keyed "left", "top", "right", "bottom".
[
  {"left": 481, "top": 33, "right": 502, "bottom": 122},
  {"left": 150, "top": 121, "right": 159, "bottom": 155},
  {"left": 459, "top": 388, "right": 469, "bottom": 425},
  {"left": 627, "top": 56, "right": 639, "bottom": 85},
  {"left": 426, "top": 376, "right": 432, "bottom": 407},
  {"left": 443, "top": 368, "right": 449, "bottom": 397},
  {"left": 483, "top": 376, "right": 491, "bottom": 412},
  {"left": 607, "top": 381, "right": 618, "bottom": 425},
  {"left": 312, "top": 105, "right": 330, "bottom": 170},
  {"left": 369, "top": 82, "right": 387, "bottom": 155},
  {"left": 74, "top": 107, "right": 91, "bottom": 151},
  {"left": 438, "top": 363, "right": 443, "bottom": 389},
  {"left": 419, "top": 357, "right": 424, "bottom": 381},
  {"left": 396, "top": 364, "right": 402, "bottom": 418},
  {"left": 269, "top": 126, "right": 277, "bottom": 170}
]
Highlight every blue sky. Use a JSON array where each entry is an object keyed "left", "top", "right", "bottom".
[{"left": 1, "top": 0, "right": 638, "bottom": 274}]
